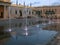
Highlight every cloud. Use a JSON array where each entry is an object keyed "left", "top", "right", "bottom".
[{"left": 52, "top": 2, "right": 60, "bottom": 6}]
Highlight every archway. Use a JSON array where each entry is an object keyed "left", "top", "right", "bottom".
[{"left": 0, "top": 5, "right": 4, "bottom": 18}]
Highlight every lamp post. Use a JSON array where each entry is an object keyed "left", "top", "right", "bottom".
[
  {"left": 8, "top": 6, "right": 12, "bottom": 32},
  {"left": 23, "top": 2, "right": 28, "bottom": 36}
]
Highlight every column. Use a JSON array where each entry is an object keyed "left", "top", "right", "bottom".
[
  {"left": 8, "top": 6, "right": 11, "bottom": 19},
  {"left": 31, "top": 9, "right": 32, "bottom": 15},
  {"left": 4, "top": 5, "right": 6, "bottom": 19}
]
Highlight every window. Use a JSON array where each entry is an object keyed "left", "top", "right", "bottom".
[
  {"left": 1, "top": 12, "right": 3, "bottom": 15},
  {"left": 45, "top": 10, "right": 55, "bottom": 15},
  {"left": 0, "top": 12, "right": 3, "bottom": 18},
  {"left": 36, "top": 10, "right": 42, "bottom": 16},
  {"left": 36, "top": 11, "right": 40, "bottom": 15},
  {"left": 15, "top": 10, "right": 17, "bottom": 14},
  {"left": 19, "top": 10, "right": 22, "bottom": 16}
]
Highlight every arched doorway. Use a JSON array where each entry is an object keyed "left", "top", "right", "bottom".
[
  {"left": 19, "top": 10, "right": 22, "bottom": 16},
  {"left": 0, "top": 5, "right": 4, "bottom": 18}
]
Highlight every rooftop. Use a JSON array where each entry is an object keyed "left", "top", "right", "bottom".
[{"left": 0, "top": 0, "right": 11, "bottom": 4}]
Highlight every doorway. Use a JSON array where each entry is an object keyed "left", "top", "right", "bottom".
[
  {"left": 0, "top": 12, "right": 4, "bottom": 18},
  {"left": 0, "top": 5, "right": 4, "bottom": 18}
]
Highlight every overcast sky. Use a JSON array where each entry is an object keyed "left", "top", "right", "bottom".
[{"left": 11, "top": 0, "right": 60, "bottom": 6}]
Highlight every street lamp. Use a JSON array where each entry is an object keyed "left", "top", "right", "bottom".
[
  {"left": 8, "top": 6, "right": 12, "bottom": 32},
  {"left": 23, "top": 2, "right": 29, "bottom": 36}
]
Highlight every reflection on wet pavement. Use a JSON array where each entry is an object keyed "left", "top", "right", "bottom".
[
  {"left": 0, "top": 19, "right": 59, "bottom": 45},
  {"left": 43, "top": 23, "right": 60, "bottom": 31},
  {"left": 0, "top": 23, "right": 58, "bottom": 45}
]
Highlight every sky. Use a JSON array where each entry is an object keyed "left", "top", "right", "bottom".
[{"left": 11, "top": 0, "right": 60, "bottom": 6}]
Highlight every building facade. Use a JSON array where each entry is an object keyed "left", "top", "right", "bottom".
[
  {"left": 9, "top": 5, "right": 60, "bottom": 19},
  {"left": 0, "top": 0, "right": 11, "bottom": 19},
  {"left": 10, "top": 4, "right": 33, "bottom": 18},
  {"left": 32, "top": 6, "right": 60, "bottom": 19},
  {"left": 9, "top": 4, "right": 23, "bottom": 19},
  {"left": 22, "top": 7, "right": 33, "bottom": 17},
  {"left": 0, "top": 0, "right": 60, "bottom": 19}
]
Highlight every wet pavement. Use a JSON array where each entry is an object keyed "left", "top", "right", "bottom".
[
  {"left": 42, "top": 19, "right": 60, "bottom": 45},
  {"left": 0, "top": 24, "right": 58, "bottom": 45},
  {"left": 0, "top": 19, "right": 59, "bottom": 45}
]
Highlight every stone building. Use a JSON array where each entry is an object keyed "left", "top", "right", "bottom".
[
  {"left": 10, "top": 5, "right": 33, "bottom": 18},
  {"left": 0, "top": 0, "right": 11, "bottom": 19},
  {"left": 9, "top": 4, "right": 24, "bottom": 19},
  {"left": 0, "top": 0, "right": 60, "bottom": 19},
  {"left": 32, "top": 6, "right": 60, "bottom": 19}
]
